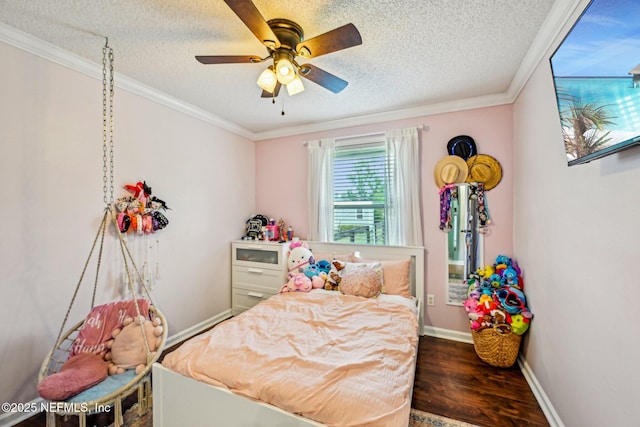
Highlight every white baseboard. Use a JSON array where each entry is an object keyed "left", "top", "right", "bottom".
[
  {"left": 517, "top": 356, "right": 565, "bottom": 427},
  {"left": 165, "top": 309, "right": 232, "bottom": 348},
  {"left": 423, "top": 325, "right": 474, "bottom": 344},
  {"left": 0, "top": 310, "right": 233, "bottom": 427}
]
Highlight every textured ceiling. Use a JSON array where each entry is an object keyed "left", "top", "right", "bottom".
[{"left": 0, "top": 0, "right": 566, "bottom": 139}]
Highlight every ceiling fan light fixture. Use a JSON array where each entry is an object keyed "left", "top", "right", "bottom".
[
  {"left": 286, "top": 75, "right": 305, "bottom": 96},
  {"left": 257, "top": 66, "right": 277, "bottom": 93},
  {"left": 275, "top": 56, "right": 296, "bottom": 85}
]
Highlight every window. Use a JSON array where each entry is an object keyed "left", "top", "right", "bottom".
[
  {"left": 307, "top": 128, "right": 422, "bottom": 247},
  {"left": 333, "top": 138, "right": 392, "bottom": 245}
]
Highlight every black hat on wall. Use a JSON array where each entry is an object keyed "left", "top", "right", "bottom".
[{"left": 447, "top": 135, "right": 477, "bottom": 160}]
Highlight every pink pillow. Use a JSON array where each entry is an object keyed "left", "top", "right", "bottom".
[
  {"left": 38, "top": 353, "right": 108, "bottom": 401},
  {"left": 70, "top": 299, "right": 150, "bottom": 357},
  {"left": 108, "top": 318, "right": 163, "bottom": 374},
  {"left": 311, "top": 251, "right": 359, "bottom": 263},
  {"left": 340, "top": 267, "right": 382, "bottom": 298},
  {"left": 355, "top": 258, "right": 412, "bottom": 298},
  {"left": 380, "top": 259, "right": 412, "bottom": 297}
]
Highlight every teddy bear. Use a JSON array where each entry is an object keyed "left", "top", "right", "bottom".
[
  {"left": 324, "top": 259, "right": 346, "bottom": 291},
  {"left": 280, "top": 273, "right": 314, "bottom": 293},
  {"left": 104, "top": 315, "right": 163, "bottom": 375}
]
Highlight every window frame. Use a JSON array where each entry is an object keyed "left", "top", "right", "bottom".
[{"left": 332, "top": 134, "right": 391, "bottom": 245}]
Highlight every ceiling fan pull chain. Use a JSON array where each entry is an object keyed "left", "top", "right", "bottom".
[{"left": 281, "top": 97, "right": 285, "bottom": 116}]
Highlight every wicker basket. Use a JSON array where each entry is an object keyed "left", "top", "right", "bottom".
[{"left": 471, "top": 325, "right": 522, "bottom": 368}]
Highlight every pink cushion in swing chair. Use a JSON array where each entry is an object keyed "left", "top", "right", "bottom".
[
  {"left": 70, "top": 299, "right": 151, "bottom": 358},
  {"left": 38, "top": 353, "right": 108, "bottom": 401}
]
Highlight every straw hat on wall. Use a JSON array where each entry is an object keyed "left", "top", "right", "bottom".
[
  {"left": 466, "top": 154, "right": 503, "bottom": 190},
  {"left": 433, "top": 155, "right": 469, "bottom": 188}
]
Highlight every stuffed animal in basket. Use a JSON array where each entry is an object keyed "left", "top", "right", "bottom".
[
  {"left": 509, "top": 314, "right": 530, "bottom": 335},
  {"left": 105, "top": 315, "right": 164, "bottom": 375}
]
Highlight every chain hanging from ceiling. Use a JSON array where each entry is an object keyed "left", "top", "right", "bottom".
[{"left": 102, "top": 38, "right": 115, "bottom": 206}]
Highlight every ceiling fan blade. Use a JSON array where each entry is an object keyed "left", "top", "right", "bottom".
[
  {"left": 224, "top": 0, "right": 281, "bottom": 49},
  {"left": 261, "top": 82, "right": 281, "bottom": 98},
  {"left": 196, "top": 55, "right": 262, "bottom": 64},
  {"left": 296, "top": 23, "right": 362, "bottom": 58},
  {"left": 299, "top": 64, "right": 348, "bottom": 93}
]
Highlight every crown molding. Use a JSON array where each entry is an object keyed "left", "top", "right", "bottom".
[
  {"left": 252, "top": 92, "right": 513, "bottom": 141},
  {"left": 507, "top": 0, "right": 587, "bottom": 101},
  {"left": 0, "top": 22, "right": 254, "bottom": 140}
]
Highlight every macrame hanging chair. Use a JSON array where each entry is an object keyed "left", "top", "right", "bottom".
[{"left": 38, "top": 39, "right": 167, "bottom": 427}]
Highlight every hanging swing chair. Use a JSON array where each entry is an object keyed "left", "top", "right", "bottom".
[{"left": 37, "top": 40, "right": 167, "bottom": 427}]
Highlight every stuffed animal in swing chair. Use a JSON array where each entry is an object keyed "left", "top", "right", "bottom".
[{"left": 104, "top": 315, "right": 164, "bottom": 375}]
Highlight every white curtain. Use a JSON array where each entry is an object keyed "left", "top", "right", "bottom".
[
  {"left": 307, "top": 139, "right": 335, "bottom": 241},
  {"left": 385, "top": 128, "right": 424, "bottom": 246}
]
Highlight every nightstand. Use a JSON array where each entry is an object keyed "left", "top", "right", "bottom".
[{"left": 231, "top": 240, "right": 289, "bottom": 315}]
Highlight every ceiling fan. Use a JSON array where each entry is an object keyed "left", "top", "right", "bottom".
[{"left": 196, "top": 0, "right": 362, "bottom": 98}]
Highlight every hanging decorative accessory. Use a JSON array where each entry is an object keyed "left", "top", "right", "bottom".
[
  {"left": 38, "top": 38, "right": 167, "bottom": 427},
  {"left": 115, "top": 180, "right": 170, "bottom": 234},
  {"left": 439, "top": 184, "right": 457, "bottom": 231},
  {"left": 476, "top": 182, "right": 491, "bottom": 228}
]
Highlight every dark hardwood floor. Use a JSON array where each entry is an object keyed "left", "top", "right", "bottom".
[
  {"left": 17, "top": 335, "right": 548, "bottom": 427},
  {"left": 412, "top": 336, "right": 549, "bottom": 427}
]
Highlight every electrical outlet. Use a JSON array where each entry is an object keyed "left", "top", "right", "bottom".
[{"left": 427, "top": 294, "right": 435, "bottom": 306}]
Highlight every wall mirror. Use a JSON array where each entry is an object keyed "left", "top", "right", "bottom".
[{"left": 446, "top": 183, "right": 483, "bottom": 305}]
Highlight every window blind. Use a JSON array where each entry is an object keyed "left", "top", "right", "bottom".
[{"left": 333, "top": 142, "right": 392, "bottom": 245}]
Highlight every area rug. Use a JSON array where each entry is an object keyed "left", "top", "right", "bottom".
[
  {"left": 409, "top": 408, "right": 481, "bottom": 427},
  {"left": 107, "top": 404, "right": 152, "bottom": 427}
]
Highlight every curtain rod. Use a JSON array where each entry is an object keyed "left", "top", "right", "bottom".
[{"left": 302, "top": 124, "right": 428, "bottom": 145}]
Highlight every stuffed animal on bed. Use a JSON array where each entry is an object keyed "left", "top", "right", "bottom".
[
  {"left": 287, "top": 241, "right": 315, "bottom": 274},
  {"left": 324, "top": 259, "right": 346, "bottom": 291},
  {"left": 280, "top": 273, "right": 314, "bottom": 293},
  {"left": 104, "top": 315, "right": 164, "bottom": 375}
]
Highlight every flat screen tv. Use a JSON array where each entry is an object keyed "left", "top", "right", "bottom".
[{"left": 550, "top": 0, "right": 640, "bottom": 166}]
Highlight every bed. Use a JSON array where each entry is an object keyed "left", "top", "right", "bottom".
[{"left": 152, "top": 242, "right": 424, "bottom": 427}]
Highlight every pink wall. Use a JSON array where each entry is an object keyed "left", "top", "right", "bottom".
[{"left": 255, "top": 105, "right": 514, "bottom": 333}]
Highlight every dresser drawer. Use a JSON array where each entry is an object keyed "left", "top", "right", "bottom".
[
  {"left": 233, "top": 266, "right": 285, "bottom": 293},
  {"left": 232, "top": 287, "right": 277, "bottom": 315},
  {"left": 233, "top": 241, "right": 288, "bottom": 270}
]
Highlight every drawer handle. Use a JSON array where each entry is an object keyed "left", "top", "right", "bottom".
[
  {"left": 247, "top": 291, "right": 265, "bottom": 299},
  {"left": 247, "top": 268, "right": 264, "bottom": 274}
]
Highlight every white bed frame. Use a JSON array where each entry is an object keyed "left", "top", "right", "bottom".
[{"left": 153, "top": 242, "right": 424, "bottom": 427}]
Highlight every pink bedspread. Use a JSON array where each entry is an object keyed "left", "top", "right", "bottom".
[{"left": 162, "top": 290, "right": 419, "bottom": 427}]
